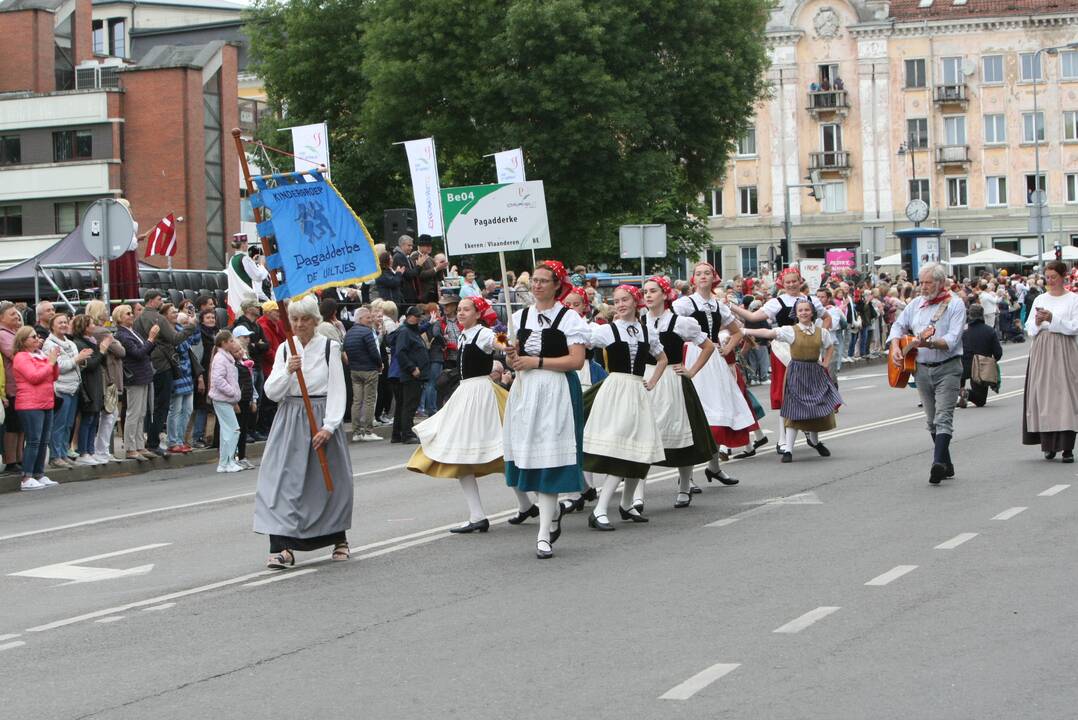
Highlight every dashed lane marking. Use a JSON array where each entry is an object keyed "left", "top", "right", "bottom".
[
  {"left": 935, "top": 533, "right": 978, "bottom": 550},
  {"left": 773, "top": 606, "right": 841, "bottom": 634},
  {"left": 1039, "top": 484, "right": 1070, "bottom": 497},
  {"left": 0, "top": 641, "right": 27, "bottom": 652},
  {"left": 993, "top": 507, "right": 1027, "bottom": 520},
  {"left": 865, "top": 565, "right": 918, "bottom": 586},
  {"left": 242, "top": 568, "right": 319, "bottom": 588},
  {"left": 659, "top": 663, "right": 741, "bottom": 700}
]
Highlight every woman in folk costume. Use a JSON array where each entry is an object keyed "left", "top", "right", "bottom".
[
  {"left": 254, "top": 295, "right": 354, "bottom": 569},
  {"left": 720, "top": 328, "right": 770, "bottom": 460},
  {"left": 407, "top": 296, "right": 511, "bottom": 531},
  {"left": 731, "top": 266, "right": 829, "bottom": 454},
  {"left": 742, "top": 298, "right": 842, "bottom": 463},
  {"left": 671, "top": 262, "right": 755, "bottom": 486},
  {"left": 633, "top": 276, "right": 719, "bottom": 510},
  {"left": 503, "top": 261, "right": 590, "bottom": 560},
  {"left": 583, "top": 284, "right": 667, "bottom": 530},
  {"left": 558, "top": 287, "right": 604, "bottom": 515}
]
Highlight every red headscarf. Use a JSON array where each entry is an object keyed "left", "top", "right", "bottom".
[
  {"left": 645, "top": 275, "right": 677, "bottom": 308},
  {"left": 616, "top": 284, "right": 645, "bottom": 309},
  {"left": 538, "top": 259, "right": 573, "bottom": 301},
  {"left": 561, "top": 286, "right": 591, "bottom": 315},
  {"left": 778, "top": 266, "right": 802, "bottom": 283},
  {"left": 462, "top": 296, "right": 499, "bottom": 326}
]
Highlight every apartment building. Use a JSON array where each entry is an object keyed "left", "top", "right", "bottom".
[{"left": 706, "top": 0, "right": 1078, "bottom": 278}]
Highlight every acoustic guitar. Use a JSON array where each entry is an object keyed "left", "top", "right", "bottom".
[{"left": 887, "top": 335, "right": 920, "bottom": 388}]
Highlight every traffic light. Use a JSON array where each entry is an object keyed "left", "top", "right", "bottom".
[
  {"left": 806, "top": 175, "right": 818, "bottom": 201},
  {"left": 805, "top": 170, "right": 824, "bottom": 202},
  {"left": 1055, "top": 242, "right": 1063, "bottom": 262}
]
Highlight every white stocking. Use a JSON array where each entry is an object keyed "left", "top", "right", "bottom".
[
  {"left": 785, "top": 427, "right": 798, "bottom": 455},
  {"left": 583, "top": 471, "right": 595, "bottom": 488},
  {"left": 457, "top": 474, "right": 485, "bottom": 523},
  {"left": 594, "top": 474, "right": 620, "bottom": 520},
  {"left": 753, "top": 428, "right": 765, "bottom": 442},
  {"left": 707, "top": 453, "right": 721, "bottom": 473},
  {"left": 807, "top": 431, "right": 819, "bottom": 444},
  {"left": 678, "top": 467, "right": 693, "bottom": 494},
  {"left": 631, "top": 476, "right": 645, "bottom": 506},
  {"left": 622, "top": 477, "right": 641, "bottom": 511},
  {"left": 777, "top": 418, "right": 787, "bottom": 449},
  {"left": 536, "top": 492, "right": 558, "bottom": 543},
  {"left": 513, "top": 488, "right": 533, "bottom": 513}
]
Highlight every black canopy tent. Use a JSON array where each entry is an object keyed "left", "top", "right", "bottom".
[{"left": 0, "top": 230, "right": 98, "bottom": 303}]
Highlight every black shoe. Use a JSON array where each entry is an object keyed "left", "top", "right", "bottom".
[
  {"left": 945, "top": 463, "right": 955, "bottom": 478},
  {"left": 689, "top": 481, "right": 702, "bottom": 495},
  {"left": 559, "top": 496, "right": 585, "bottom": 514},
  {"left": 148, "top": 447, "right": 167, "bottom": 457},
  {"left": 732, "top": 448, "right": 756, "bottom": 459},
  {"left": 704, "top": 467, "right": 738, "bottom": 485},
  {"left": 781, "top": 452, "right": 793, "bottom": 463},
  {"left": 588, "top": 512, "right": 615, "bottom": 531},
  {"left": 806, "top": 438, "right": 831, "bottom": 457},
  {"left": 507, "top": 504, "right": 540, "bottom": 525},
  {"left": 550, "top": 507, "right": 563, "bottom": 545},
  {"left": 618, "top": 506, "right": 649, "bottom": 523},
  {"left": 929, "top": 462, "right": 947, "bottom": 484},
  {"left": 674, "top": 492, "right": 692, "bottom": 509},
  {"left": 582, "top": 486, "right": 598, "bottom": 502},
  {"left": 1063, "top": 452, "right": 1074, "bottom": 464},
  {"left": 1044, "top": 451, "right": 1057, "bottom": 460},
  {"left": 403, "top": 436, "right": 420, "bottom": 445},
  {"left": 536, "top": 540, "right": 553, "bottom": 559},
  {"left": 632, "top": 501, "right": 644, "bottom": 515},
  {"left": 753, "top": 436, "right": 769, "bottom": 450},
  {"left": 449, "top": 518, "right": 490, "bottom": 534},
  {"left": 776, "top": 444, "right": 785, "bottom": 456}
]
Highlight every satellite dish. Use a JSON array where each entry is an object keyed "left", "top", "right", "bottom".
[{"left": 962, "top": 59, "right": 976, "bottom": 77}]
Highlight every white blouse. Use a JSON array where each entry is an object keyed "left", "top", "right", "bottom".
[
  {"left": 589, "top": 319, "right": 665, "bottom": 367},
  {"left": 513, "top": 304, "right": 590, "bottom": 356},
  {"left": 458, "top": 325, "right": 495, "bottom": 354},
  {"left": 774, "top": 322, "right": 835, "bottom": 349},
  {"left": 671, "top": 292, "right": 736, "bottom": 333},
  {"left": 264, "top": 334, "right": 346, "bottom": 432},
  {"left": 644, "top": 310, "right": 707, "bottom": 346},
  {"left": 1025, "top": 291, "right": 1078, "bottom": 338},
  {"left": 762, "top": 293, "right": 826, "bottom": 325}
]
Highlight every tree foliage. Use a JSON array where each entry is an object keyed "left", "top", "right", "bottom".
[{"left": 247, "top": 0, "right": 770, "bottom": 269}]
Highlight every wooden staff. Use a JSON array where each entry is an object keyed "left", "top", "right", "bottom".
[{"left": 231, "top": 128, "right": 334, "bottom": 492}]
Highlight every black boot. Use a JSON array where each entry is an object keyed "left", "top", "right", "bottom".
[{"left": 930, "top": 433, "right": 951, "bottom": 484}]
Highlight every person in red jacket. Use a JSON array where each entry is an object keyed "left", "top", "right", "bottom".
[
  {"left": 12, "top": 326, "right": 60, "bottom": 491},
  {"left": 256, "top": 300, "right": 287, "bottom": 434}
]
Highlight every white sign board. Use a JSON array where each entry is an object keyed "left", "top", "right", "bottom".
[
  {"left": 404, "top": 137, "right": 444, "bottom": 236},
  {"left": 440, "top": 181, "right": 551, "bottom": 256},
  {"left": 619, "top": 224, "right": 667, "bottom": 259},
  {"left": 798, "top": 259, "right": 825, "bottom": 293}
]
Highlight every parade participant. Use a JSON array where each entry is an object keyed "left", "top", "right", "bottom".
[
  {"left": 671, "top": 262, "right": 755, "bottom": 485},
  {"left": 742, "top": 299, "right": 842, "bottom": 463},
  {"left": 886, "top": 263, "right": 966, "bottom": 484},
  {"left": 557, "top": 287, "right": 603, "bottom": 514},
  {"left": 1022, "top": 261, "right": 1078, "bottom": 463},
  {"left": 503, "top": 261, "right": 589, "bottom": 559},
  {"left": 638, "top": 276, "right": 718, "bottom": 509},
  {"left": 720, "top": 328, "right": 769, "bottom": 460},
  {"left": 407, "top": 296, "right": 511, "bottom": 532},
  {"left": 730, "top": 266, "right": 829, "bottom": 454},
  {"left": 584, "top": 285, "right": 667, "bottom": 529},
  {"left": 254, "top": 295, "right": 354, "bottom": 568}
]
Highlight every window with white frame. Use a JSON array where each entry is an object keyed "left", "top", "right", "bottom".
[
  {"left": 740, "top": 247, "right": 758, "bottom": 277},
  {"left": 1022, "top": 111, "right": 1045, "bottom": 143},
  {"left": 982, "top": 55, "right": 1004, "bottom": 84},
  {"left": 1061, "top": 50, "right": 1078, "bottom": 80},
  {"left": 905, "top": 58, "right": 926, "bottom": 88},
  {"left": 941, "top": 57, "right": 963, "bottom": 85},
  {"left": 1067, "top": 174, "right": 1078, "bottom": 204},
  {"left": 907, "top": 118, "right": 929, "bottom": 148},
  {"left": 736, "top": 129, "right": 756, "bottom": 156},
  {"left": 1020, "top": 52, "right": 1043, "bottom": 82},
  {"left": 986, "top": 176, "right": 1008, "bottom": 207},
  {"left": 1025, "top": 174, "right": 1046, "bottom": 204},
  {"left": 821, "top": 182, "right": 847, "bottom": 213},
  {"left": 708, "top": 188, "right": 723, "bottom": 217},
  {"left": 1064, "top": 111, "right": 1078, "bottom": 142},
  {"left": 984, "top": 114, "right": 1006, "bottom": 144},
  {"left": 909, "top": 178, "right": 930, "bottom": 206},
  {"left": 947, "top": 177, "right": 968, "bottom": 208},
  {"left": 944, "top": 115, "right": 967, "bottom": 145},
  {"left": 738, "top": 186, "right": 758, "bottom": 216}
]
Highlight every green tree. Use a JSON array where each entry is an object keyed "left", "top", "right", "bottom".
[{"left": 247, "top": 0, "right": 770, "bottom": 269}]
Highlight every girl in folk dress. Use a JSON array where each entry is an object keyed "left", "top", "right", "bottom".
[
  {"left": 407, "top": 296, "right": 513, "bottom": 531},
  {"left": 671, "top": 262, "right": 755, "bottom": 485},
  {"left": 558, "top": 287, "right": 604, "bottom": 514},
  {"left": 742, "top": 298, "right": 842, "bottom": 463},
  {"left": 584, "top": 285, "right": 668, "bottom": 529},
  {"left": 504, "top": 261, "right": 590, "bottom": 559}
]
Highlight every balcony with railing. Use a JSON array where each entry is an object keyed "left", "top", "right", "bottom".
[
  {"left": 935, "top": 144, "right": 971, "bottom": 166},
  {"left": 933, "top": 83, "right": 968, "bottom": 107},
  {"left": 809, "top": 150, "right": 852, "bottom": 176},
  {"left": 807, "top": 90, "right": 849, "bottom": 119}
]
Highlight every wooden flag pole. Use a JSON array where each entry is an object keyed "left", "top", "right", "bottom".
[
  {"left": 231, "top": 129, "right": 334, "bottom": 493},
  {"left": 498, "top": 250, "right": 515, "bottom": 339}
]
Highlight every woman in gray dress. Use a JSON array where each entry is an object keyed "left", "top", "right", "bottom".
[{"left": 254, "top": 294, "right": 354, "bottom": 569}]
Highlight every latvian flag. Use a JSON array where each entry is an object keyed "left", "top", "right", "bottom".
[{"left": 145, "top": 213, "right": 177, "bottom": 257}]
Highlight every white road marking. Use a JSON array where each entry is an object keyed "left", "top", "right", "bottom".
[
  {"left": 750, "top": 492, "right": 822, "bottom": 506},
  {"left": 773, "top": 606, "right": 841, "bottom": 634},
  {"left": 705, "top": 518, "right": 739, "bottom": 528},
  {"left": 242, "top": 568, "right": 318, "bottom": 587},
  {"left": 141, "top": 603, "right": 176, "bottom": 612},
  {"left": 0, "top": 633, "right": 21, "bottom": 642},
  {"left": 8, "top": 544, "right": 170, "bottom": 584},
  {"left": 847, "top": 385, "right": 875, "bottom": 390},
  {"left": 993, "top": 507, "right": 1027, "bottom": 520},
  {"left": 659, "top": 663, "right": 741, "bottom": 700},
  {"left": 997, "top": 354, "right": 1030, "bottom": 364},
  {"left": 0, "top": 641, "right": 26, "bottom": 652},
  {"left": 94, "top": 616, "right": 124, "bottom": 624},
  {"left": 353, "top": 463, "right": 406, "bottom": 477},
  {"left": 865, "top": 565, "right": 918, "bottom": 586},
  {"left": 1039, "top": 484, "right": 1070, "bottom": 497},
  {"left": 935, "top": 533, "right": 978, "bottom": 550},
  {"left": 836, "top": 372, "right": 885, "bottom": 381}
]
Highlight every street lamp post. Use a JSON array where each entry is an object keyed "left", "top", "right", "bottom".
[{"left": 897, "top": 141, "right": 917, "bottom": 200}]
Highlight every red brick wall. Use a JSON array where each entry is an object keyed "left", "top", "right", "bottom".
[
  {"left": 71, "top": 0, "right": 94, "bottom": 66},
  {"left": 0, "top": 10, "right": 55, "bottom": 94}
]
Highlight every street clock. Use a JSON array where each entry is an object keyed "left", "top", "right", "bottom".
[{"left": 905, "top": 199, "right": 929, "bottom": 225}]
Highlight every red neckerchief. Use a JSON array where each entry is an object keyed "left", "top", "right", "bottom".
[{"left": 923, "top": 290, "right": 950, "bottom": 306}]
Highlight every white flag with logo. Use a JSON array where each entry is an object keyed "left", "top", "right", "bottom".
[
  {"left": 404, "top": 137, "right": 444, "bottom": 236},
  {"left": 291, "top": 122, "right": 330, "bottom": 181},
  {"left": 494, "top": 148, "right": 526, "bottom": 183}
]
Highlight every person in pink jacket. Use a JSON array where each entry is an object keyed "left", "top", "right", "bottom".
[
  {"left": 208, "top": 329, "right": 243, "bottom": 473},
  {"left": 12, "top": 326, "right": 60, "bottom": 491}
]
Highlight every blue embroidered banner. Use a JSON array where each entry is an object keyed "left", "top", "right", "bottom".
[{"left": 252, "top": 172, "right": 379, "bottom": 299}]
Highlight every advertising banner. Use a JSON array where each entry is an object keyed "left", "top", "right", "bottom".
[
  {"left": 404, "top": 138, "right": 444, "bottom": 236},
  {"left": 825, "top": 250, "right": 855, "bottom": 271},
  {"left": 494, "top": 148, "right": 526, "bottom": 183},
  {"left": 291, "top": 122, "right": 330, "bottom": 181},
  {"left": 799, "top": 259, "right": 825, "bottom": 293},
  {"left": 440, "top": 181, "right": 551, "bottom": 257}
]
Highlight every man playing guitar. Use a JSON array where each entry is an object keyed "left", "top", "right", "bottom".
[{"left": 886, "top": 263, "right": 967, "bottom": 484}]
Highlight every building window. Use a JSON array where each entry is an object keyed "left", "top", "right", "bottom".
[
  {"left": 821, "top": 182, "right": 847, "bottom": 213},
  {"left": 1066, "top": 174, "right": 1077, "bottom": 204},
  {"left": 0, "top": 206, "right": 22, "bottom": 237},
  {"left": 949, "top": 237, "right": 969, "bottom": 257},
  {"left": 946, "top": 177, "right": 968, "bottom": 208},
  {"left": 1063, "top": 51, "right": 1078, "bottom": 81},
  {"left": 52, "top": 130, "right": 93, "bottom": 161},
  {"left": 943, "top": 116, "right": 967, "bottom": 146},
  {"left": 54, "top": 201, "right": 93, "bottom": 234},
  {"left": 1022, "top": 112, "right": 1045, "bottom": 143},
  {"left": 982, "top": 55, "right": 1004, "bottom": 84},
  {"left": 736, "top": 129, "right": 756, "bottom": 157},
  {"left": 708, "top": 188, "right": 723, "bottom": 217},
  {"left": 0, "top": 135, "right": 19, "bottom": 165},
  {"left": 909, "top": 178, "right": 930, "bottom": 206},
  {"left": 1020, "top": 52, "right": 1043, "bottom": 82},
  {"left": 740, "top": 247, "right": 758, "bottom": 277},
  {"left": 907, "top": 118, "right": 929, "bottom": 149},
  {"left": 738, "top": 187, "right": 758, "bottom": 216},
  {"left": 1064, "top": 111, "right": 1078, "bottom": 142},
  {"left": 1025, "top": 174, "right": 1046, "bottom": 204},
  {"left": 109, "top": 19, "right": 125, "bottom": 58},
  {"left": 986, "top": 176, "right": 1008, "bottom": 207},
  {"left": 92, "top": 20, "right": 105, "bottom": 55},
  {"left": 983, "top": 114, "right": 1006, "bottom": 144},
  {"left": 905, "top": 58, "right": 926, "bottom": 88},
  {"left": 941, "top": 56, "right": 963, "bottom": 85}
]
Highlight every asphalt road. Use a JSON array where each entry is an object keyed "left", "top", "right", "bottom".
[{"left": 2, "top": 350, "right": 1076, "bottom": 720}]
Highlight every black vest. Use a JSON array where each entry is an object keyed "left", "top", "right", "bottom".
[
  {"left": 687, "top": 296, "right": 723, "bottom": 342},
  {"left": 645, "top": 313, "right": 684, "bottom": 365},
  {"left": 774, "top": 296, "right": 797, "bottom": 327},
  {"left": 605, "top": 322, "right": 649, "bottom": 377},
  {"left": 458, "top": 328, "right": 494, "bottom": 380},
  {"left": 517, "top": 306, "right": 571, "bottom": 358}
]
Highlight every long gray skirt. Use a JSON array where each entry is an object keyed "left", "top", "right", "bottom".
[
  {"left": 254, "top": 396, "right": 354, "bottom": 539},
  {"left": 1022, "top": 331, "right": 1078, "bottom": 452}
]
